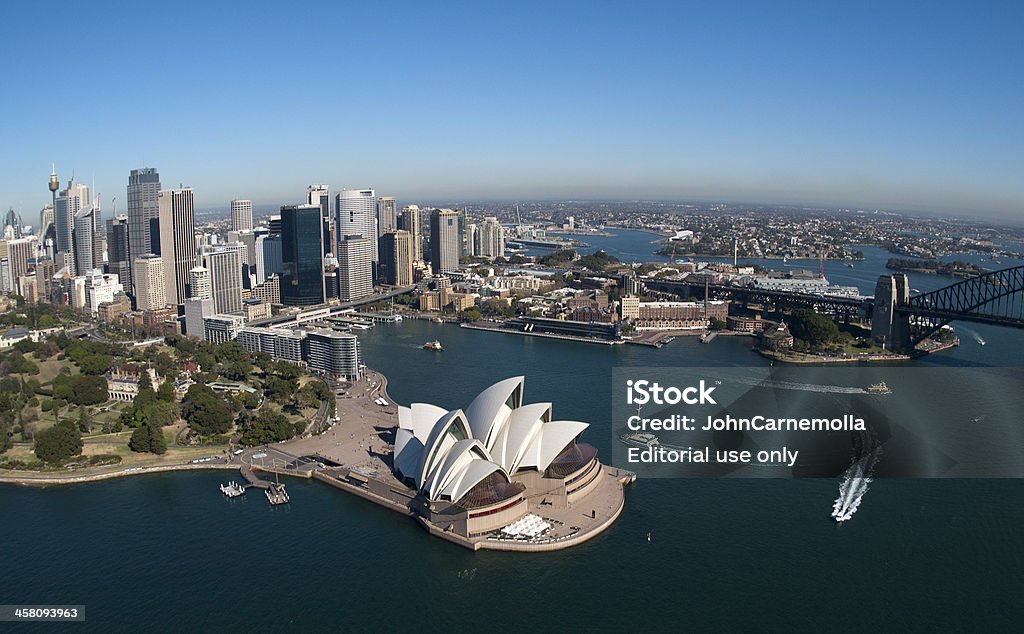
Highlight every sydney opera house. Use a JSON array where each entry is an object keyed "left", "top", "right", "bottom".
[{"left": 393, "top": 376, "right": 608, "bottom": 538}]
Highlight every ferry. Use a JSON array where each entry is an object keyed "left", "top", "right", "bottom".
[
  {"left": 620, "top": 432, "right": 660, "bottom": 448},
  {"left": 431, "top": 316, "right": 443, "bottom": 323},
  {"left": 219, "top": 482, "right": 245, "bottom": 498},
  {"left": 865, "top": 382, "right": 892, "bottom": 394},
  {"left": 423, "top": 340, "right": 443, "bottom": 351}
]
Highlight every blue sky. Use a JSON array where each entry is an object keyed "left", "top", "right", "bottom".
[{"left": 1, "top": 1, "right": 1021, "bottom": 218}]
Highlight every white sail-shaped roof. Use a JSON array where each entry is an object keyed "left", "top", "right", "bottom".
[
  {"left": 391, "top": 378, "right": 593, "bottom": 503},
  {"left": 418, "top": 410, "right": 473, "bottom": 488},
  {"left": 464, "top": 376, "right": 524, "bottom": 448},
  {"left": 488, "top": 402, "right": 551, "bottom": 473},
  {"left": 424, "top": 439, "right": 494, "bottom": 500},
  {"left": 400, "top": 403, "right": 448, "bottom": 441},
  {"left": 393, "top": 430, "right": 425, "bottom": 482},
  {"left": 518, "top": 421, "right": 589, "bottom": 471},
  {"left": 440, "top": 460, "right": 508, "bottom": 504}
]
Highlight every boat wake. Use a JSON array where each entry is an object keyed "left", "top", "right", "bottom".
[
  {"left": 727, "top": 376, "right": 868, "bottom": 395},
  {"left": 960, "top": 326, "right": 986, "bottom": 346},
  {"left": 832, "top": 441, "right": 882, "bottom": 523}
]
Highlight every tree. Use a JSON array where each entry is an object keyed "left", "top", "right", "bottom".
[
  {"left": 459, "top": 307, "right": 482, "bottom": 322},
  {"left": 145, "top": 401, "right": 181, "bottom": 427},
  {"left": 264, "top": 377, "right": 297, "bottom": 404},
  {"left": 129, "top": 422, "right": 167, "bottom": 454},
  {"left": 709, "top": 317, "right": 726, "bottom": 331},
  {"left": 156, "top": 378, "right": 176, "bottom": 402},
  {"left": 129, "top": 423, "right": 151, "bottom": 453},
  {"left": 53, "top": 374, "right": 108, "bottom": 406},
  {"left": 221, "top": 359, "right": 252, "bottom": 381},
  {"left": 0, "top": 425, "right": 11, "bottom": 454},
  {"left": 243, "top": 391, "right": 262, "bottom": 410},
  {"left": 77, "top": 404, "right": 92, "bottom": 434},
  {"left": 182, "top": 384, "right": 233, "bottom": 436},
  {"left": 238, "top": 409, "right": 303, "bottom": 447},
  {"left": 788, "top": 309, "right": 840, "bottom": 348},
  {"left": 479, "top": 298, "right": 514, "bottom": 319},
  {"left": 34, "top": 420, "right": 82, "bottom": 464}
]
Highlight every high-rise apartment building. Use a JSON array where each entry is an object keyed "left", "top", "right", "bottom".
[
  {"left": 336, "top": 189, "right": 377, "bottom": 262},
  {"left": 280, "top": 204, "right": 325, "bottom": 306},
  {"left": 133, "top": 253, "right": 166, "bottom": 311},
  {"left": 230, "top": 199, "right": 253, "bottom": 232},
  {"left": 157, "top": 188, "right": 196, "bottom": 306},
  {"left": 336, "top": 235, "right": 373, "bottom": 301},
  {"left": 476, "top": 216, "right": 505, "bottom": 258},
  {"left": 188, "top": 266, "right": 212, "bottom": 300},
  {"left": 126, "top": 168, "right": 160, "bottom": 283},
  {"left": 429, "top": 209, "right": 461, "bottom": 275},
  {"left": 378, "top": 230, "right": 414, "bottom": 286},
  {"left": 304, "top": 329, "right": 361, "bottom": 379}
]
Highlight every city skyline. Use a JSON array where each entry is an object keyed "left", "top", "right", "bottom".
[{"left": 1, "top": 2, "right": 1021, "bottom": 219}]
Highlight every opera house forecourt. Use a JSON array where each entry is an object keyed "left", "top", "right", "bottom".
[{"left": 392, "top": 377, "right": 634, "bottom": 550}]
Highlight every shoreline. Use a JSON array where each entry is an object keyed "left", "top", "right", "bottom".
[
  {"left": 1, "top": 364, "right": 632, "bottom": 553},
  {"left": 0, "top": 461, "right": 238, "bottom": 487}
]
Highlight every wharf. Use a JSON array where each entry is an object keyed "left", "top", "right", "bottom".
[{"left": 460, "top": 322, "right": 622, "bottom": 346}]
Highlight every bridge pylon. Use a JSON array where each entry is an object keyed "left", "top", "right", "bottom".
[{"left": 871, "top": 274, "right": 912, "bottom": 352}]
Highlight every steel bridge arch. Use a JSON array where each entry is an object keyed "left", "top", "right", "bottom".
[{"left": 901, "top": 265, "right": 1024, "bottom": 343}]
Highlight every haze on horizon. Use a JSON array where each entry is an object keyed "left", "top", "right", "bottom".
[{"left": 1, "top": 1, "right": 1021, "bottom": 220}]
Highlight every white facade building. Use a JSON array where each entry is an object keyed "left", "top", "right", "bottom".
[
  {"left": 336, "top": 189, "right": 377, "bottom": 262},
  {"left": 230, "top": 199, "right": 253, "bottom": 232}
]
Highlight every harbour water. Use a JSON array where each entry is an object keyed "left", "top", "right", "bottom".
[{"left": 2, "top": 234, "right": 1023, "bottom": 630}]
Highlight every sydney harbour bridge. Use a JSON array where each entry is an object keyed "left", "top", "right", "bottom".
[{"left": 643, "top": 265, "right": 1024, "bottom": 353}]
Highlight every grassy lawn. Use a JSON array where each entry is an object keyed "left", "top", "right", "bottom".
[
  {"left": 34, "top": 355, "right": 78, "bottom": 385},
  {"left": 3, "top": 439, "right": 228, "bottom": 470}
]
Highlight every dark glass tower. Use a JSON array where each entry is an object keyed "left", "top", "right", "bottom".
[{"left": 280, "top": 204, "right": 325, "bottom": 306}]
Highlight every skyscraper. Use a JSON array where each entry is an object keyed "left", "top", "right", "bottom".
[
  {"left": 337, "top": 235, "right": 373, "bottom": 301},
  {"left": 280, "top": 204, "right": 325, "bottom": 306},
  {"left": 133, "top": 253, "right": 166, "bottom": 311},
  {"left": 73, "top": 204, "right": 101, "bottom": 275},
  {"left": 307, "top": 185, "right": 330, "bottom": 217},
  {"left": 400, "top": 205, "right": 422, "bottom": 262},
  {"left": 464, "top": 222, "right": 477, "bottom": 257},
  {"left": 157, "top": 188, "right": 196, "bottom": 306},
  {"left": 54, "top": 180, "right": 89, "bottom": 273},
  {"left": 2, "top": 235, "right": 37, "bottom": 287},
  {"left": 377, "top": 196, "right": 397, "bottom": 237},
  {"left": 429, "top": 209, "right": 460, "bottom": 275},
  {"left": 230, "top": 199, "right": 253, "bottom": 232},
  {"left": 307, "top": 185, "right": 331, "bottom": 255},
  {"left": 378, "top": 230, "right": 414, "bottom": 286},
  {"left": 39, "top": 203, "right": 56, "bottom": 260},
  {"left": 336, "top": 189, "right": 377, "bottom": 262},
  {"left": 255, "top": 232, "right": 282, "bottom": 284},
  {"left": 198, "top": 247, "right": 243, "bottom": 314},
  {"left": 106, "top": 215, "right": 130, "bottom": 286},
  {"left": 127, "top": 167, "right": 161, "bottom": 283}
]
